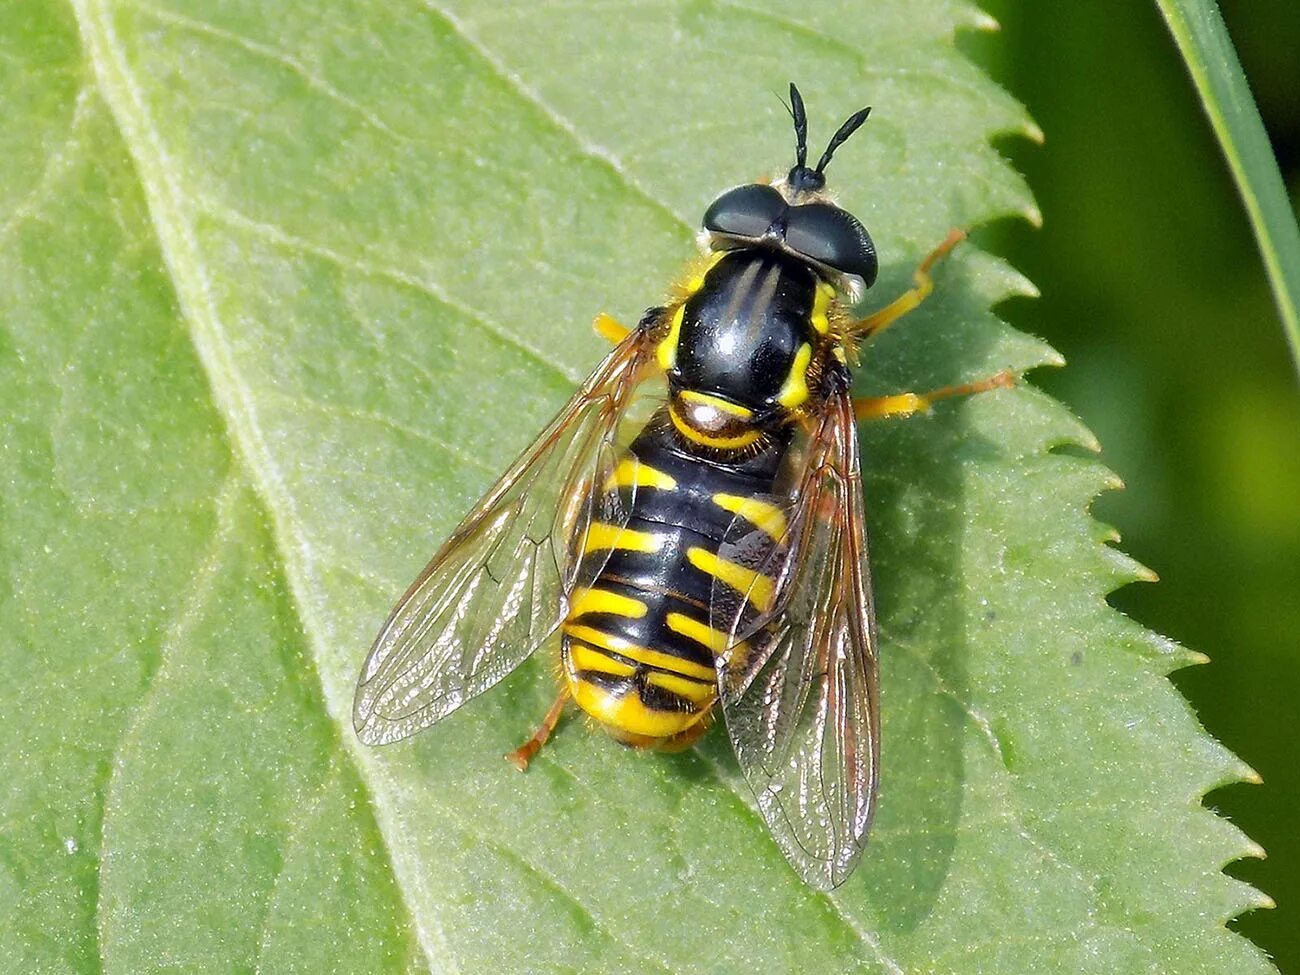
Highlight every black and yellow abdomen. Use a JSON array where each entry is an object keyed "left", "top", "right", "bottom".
[{"left": 561, "top": 417, "right": 791, "bottom": 748}]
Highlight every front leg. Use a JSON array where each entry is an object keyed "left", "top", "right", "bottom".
[
  {"left": 851, "top": 228, "right": 966, "bottom": 341},
  {"left": 592, "top": 312, "right": 632, "bottom": 345}
]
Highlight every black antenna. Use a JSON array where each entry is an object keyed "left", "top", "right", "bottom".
[
  {"left": 815, "top": 105, "right": 871, "bottom": 175},
  {"left": 789, "top": 83, "right": 809, "bottom": 170},
  {"left": 785, "top": 83, "right": 871, "bottom": 194}
]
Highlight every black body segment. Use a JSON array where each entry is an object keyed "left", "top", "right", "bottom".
[{"left": 672, "top": 251, "right": 818, "bottom": 414}]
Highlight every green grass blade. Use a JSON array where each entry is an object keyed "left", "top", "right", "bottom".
[{"left": 1155, "top": 0, "right": 1300, "bottom": 375}]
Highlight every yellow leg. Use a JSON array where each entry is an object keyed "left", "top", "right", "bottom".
[
  {"left": 853, "top": 228, "right": 966, "bottom": 339},
  {"left": 593, "top": 312, "right": 631, "bottom": 345},
  {"left": 505, "top": 688, "right": 570, "bottom": 771},
  {"left": 854, "top": 370, "right": 1014, "bottom": 421}
]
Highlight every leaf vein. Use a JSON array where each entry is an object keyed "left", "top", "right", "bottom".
[
  {"left": 95, "top": 476, "right": 243, "bottom": 972},
  {"left": 72, "top": 2, "right": 449, "bottom": 968},
  {"left": 0, "top": 83, "right": 96, "bottom": 242},
  {"left": 193, "top": 197, "right": 579, "bottom": 383},
  {"left": 688, "top": 750, "right": 905, "bottom": 975},
  {"left": 260, "top": 389, "right": 500, "bottom": 476},
  {"left": 133, "top": 3, "right": 410, "bottom": 143},
  {"left": 429, "top": 800, "right": 679, "bottom": 975},
  {"left": 417, "top": 0, "right": 694, "bottom": 232}
]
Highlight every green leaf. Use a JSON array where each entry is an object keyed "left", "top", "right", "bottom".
[
  {"left": 1154, "top": 0, "right": 1300, "bottom": 377},
  {"left": 0, "top": 1, "right": 1272, "bottom": 972}
]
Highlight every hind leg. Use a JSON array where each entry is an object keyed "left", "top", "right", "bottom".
[
  {"left": 854, "top": 371, "right": 1014, "bottom": 421},
  {"left": 505, "top": 688, "right": 570, "bottom": 771}
]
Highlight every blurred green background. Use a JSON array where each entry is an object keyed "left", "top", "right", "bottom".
[{"left": 969, "top": 2, "right": 1300, "bottom": 969}]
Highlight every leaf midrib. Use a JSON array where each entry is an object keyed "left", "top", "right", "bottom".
[{"left": 71, "top": 1, "right": 448, "bottom": 970}]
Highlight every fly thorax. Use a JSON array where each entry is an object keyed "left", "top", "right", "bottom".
[{"left": 668, "top": 251, "right": 819, "bottom": 416}]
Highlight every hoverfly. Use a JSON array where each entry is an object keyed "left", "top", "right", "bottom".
[{"left": 354, "top": 84, "right": 1012, "bottom": 889}]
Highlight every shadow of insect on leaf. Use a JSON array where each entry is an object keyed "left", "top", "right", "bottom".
[{"left": 840, "top": 254, "right": 1013, "bottom": 930}]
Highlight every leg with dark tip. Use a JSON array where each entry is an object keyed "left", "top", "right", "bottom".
[
  {"left": 854, "top": 370, "right": 1015, "bottom": 421},
  {"left": 505, "top": 689, "right": 570, "bottom": 771}
]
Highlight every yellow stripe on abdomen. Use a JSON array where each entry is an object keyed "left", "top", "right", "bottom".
[
  {"left": 563, "top": 623, "right": 715, "bottom": 681},
  {"left": 665, "top": 611, "right": 743, "bottom": 657},
  {"left": 646, "top": 670, "right": 716, "bottom": 705},
  {"left": 603, "top": 459, "right": 677, "bottom": 492},
  {"left": 568, "top": 674, "right": 705, "bottom": 739},
  {"left": 686, "top": 546, "right": 776, "bottom": 612},
  {"left": 569, "top": 587, "right": 647, "bottom": 620},
  {"left": 581, "top": 522, "right": 663, "bottom": 555},
  {"left": 566, "top": 641, "right": 636, "bottom": 678},
  {"left": 712, "top": 493, "right": 788, "bottom": 542},
  {"left": 562, "top": 631, "right": 712, "bottom": 740}
]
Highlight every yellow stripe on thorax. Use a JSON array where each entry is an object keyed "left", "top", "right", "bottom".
[
  {"left": 656, "top": 304, "right": 686, "bottom": 371},
  {"left": 582, "top": 522, "right": 663, "bottom": 555},
  {"left": 810, "top": 281, "right": 835, "bottom": 335},
  {"left": 687, "top": 546, "right": 776, "bottom": 613},
  {"left": 712, "top": 493, "right": 788, "bottom": 542},
  {"left": 678, "top": 389, "right": 753, "bottom": 418},
  {"left": 776, "top": 342, "right": 812, "bottom": 409}
]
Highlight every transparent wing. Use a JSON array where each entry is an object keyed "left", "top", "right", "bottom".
[
  {"left": 353, "top": 329, "right": 655, "bottom": 745},
  {"left": 713, "top": 389, "right": 879, "bottom": 890}
]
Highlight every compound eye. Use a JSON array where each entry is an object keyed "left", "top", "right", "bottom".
[
  {"left": 702, "top": 184, "right": 787, "bottom": 240},
  {"left": 785, "top": 203, "right": 878, "bottom": 286}
]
